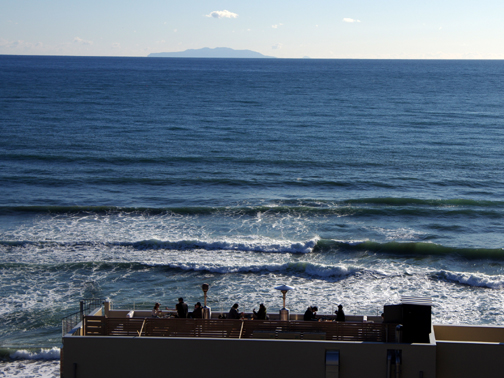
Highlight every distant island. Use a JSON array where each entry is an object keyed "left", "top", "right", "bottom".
[{"left": 148, "top": 47, "right": 276, "bottom": 59}]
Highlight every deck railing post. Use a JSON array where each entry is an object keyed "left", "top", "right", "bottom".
[{"left": 79, "top": 301, "right": 84, "bottom": 324}]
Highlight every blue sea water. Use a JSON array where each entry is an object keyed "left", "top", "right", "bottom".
[{"left": 1, "top": 55, "right": 504, "bottom": 375}]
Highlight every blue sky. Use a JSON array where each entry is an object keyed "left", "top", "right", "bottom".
[{"left": 1, "top": 0, "right": 503, "bottom": 58}]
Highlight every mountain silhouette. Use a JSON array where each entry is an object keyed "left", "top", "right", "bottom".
[{"left": 148, "top": 47, "right": 276, "bottom": 58}]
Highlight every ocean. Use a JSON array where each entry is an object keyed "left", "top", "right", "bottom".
[{"left": 1, "top": 55, "right": 503, "bottom": 376}]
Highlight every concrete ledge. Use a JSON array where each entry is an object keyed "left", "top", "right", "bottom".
[
  {"left": 62, "top": 335, "right": 436, "bottom": 378},
  {"left": 434, "top": 324, "right": 504, "bottom": 343}
]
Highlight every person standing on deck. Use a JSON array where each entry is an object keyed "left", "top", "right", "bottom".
[
  {"left": 176, "top": 297, "right": 189, "bottom": 318},
  {"left": 335, "top": 304, "right": 346, "bottom": 322},
  {"left": 253, "top": 303, "right": 267, "bottom": 320}
]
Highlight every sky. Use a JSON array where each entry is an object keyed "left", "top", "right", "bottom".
[{"left": 1, "top": 0, "right": 504, "bottom": 59}]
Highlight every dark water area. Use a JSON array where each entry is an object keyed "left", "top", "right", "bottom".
[{"left": 2, "top": 56, "right": 504, "bottom": 207}]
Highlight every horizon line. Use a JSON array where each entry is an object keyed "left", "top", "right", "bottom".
[{"left": 2, "top": 54, "right": 504, "bottom": 61}]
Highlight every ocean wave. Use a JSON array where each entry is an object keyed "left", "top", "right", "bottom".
[
  {"left": 1, "top": 238, "right": 503, "bottom": 260},
  {"left": 343, "top": 197, "right": 504, "bottom": 207},
  {"left": 131, "top": 238, "right": 317, "bottom": 253},
  {"left": 435, "top": 270, "right": 504, "bottom": 289},
  {"left": 9, "top": 347, "right": 60, "bottom": 361},
  {"left": 0, "top": 152, "right": 341, "bottom": 168},
  {"left": 1, "top": 197, "right": 504, "bottom": 216},
  {"left": 161, "top": 261, "right": 363, "bottom": 278},
  {"left": 0, "top": 259, "right": 366, "bottom": 280},
  {"left": 0, "top": 238, "right": 318, "bottom": 254},
  {"left": 313, "top": 240, "right": 504, "bottom": 260}
]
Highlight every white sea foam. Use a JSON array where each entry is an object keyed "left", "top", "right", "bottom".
[
  {"left": 2, "top": 210, "right": 318, "bottom": 250},
  {"left": 0, "top": 360, "right": 59, "bottom": 377}
]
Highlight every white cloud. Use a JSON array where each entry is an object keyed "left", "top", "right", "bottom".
[
  {"left": 0, "top": 39, "right": 43, "bottom": 50},
  {"left": 73, "top": 37, "right": 93, "bottom": 45},
  {"left": 272, "top": 23, "right": 283, "bottom": 29},
  {"left": 206, "top": 10, "right": 238, "bottom": 19},
  {"left": 0, "top": 38, "right": 15, "bottom": 48},
  {"left": 272, "top": 43, "right": 283, "bottom": 50},
  {"left": 343, "top": 18, "right": 361, "bottom": 23}
]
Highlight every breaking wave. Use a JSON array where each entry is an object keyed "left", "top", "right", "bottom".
[
  {"left": 1, "top": 238, "right": 503, "bottom": 259},
  {"left": 435, "top": 270, "right": 504, "bottom": 289},
  {"left": 7, "top": 347, "right": 60, "bottom": 361}
]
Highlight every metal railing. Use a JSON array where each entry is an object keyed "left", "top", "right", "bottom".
[
  {"left": 82, "top": 316, "right": 400, "bottom": 342},
  {"left": 62, "top": 299, "right": 104, "bottom": 336}
]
